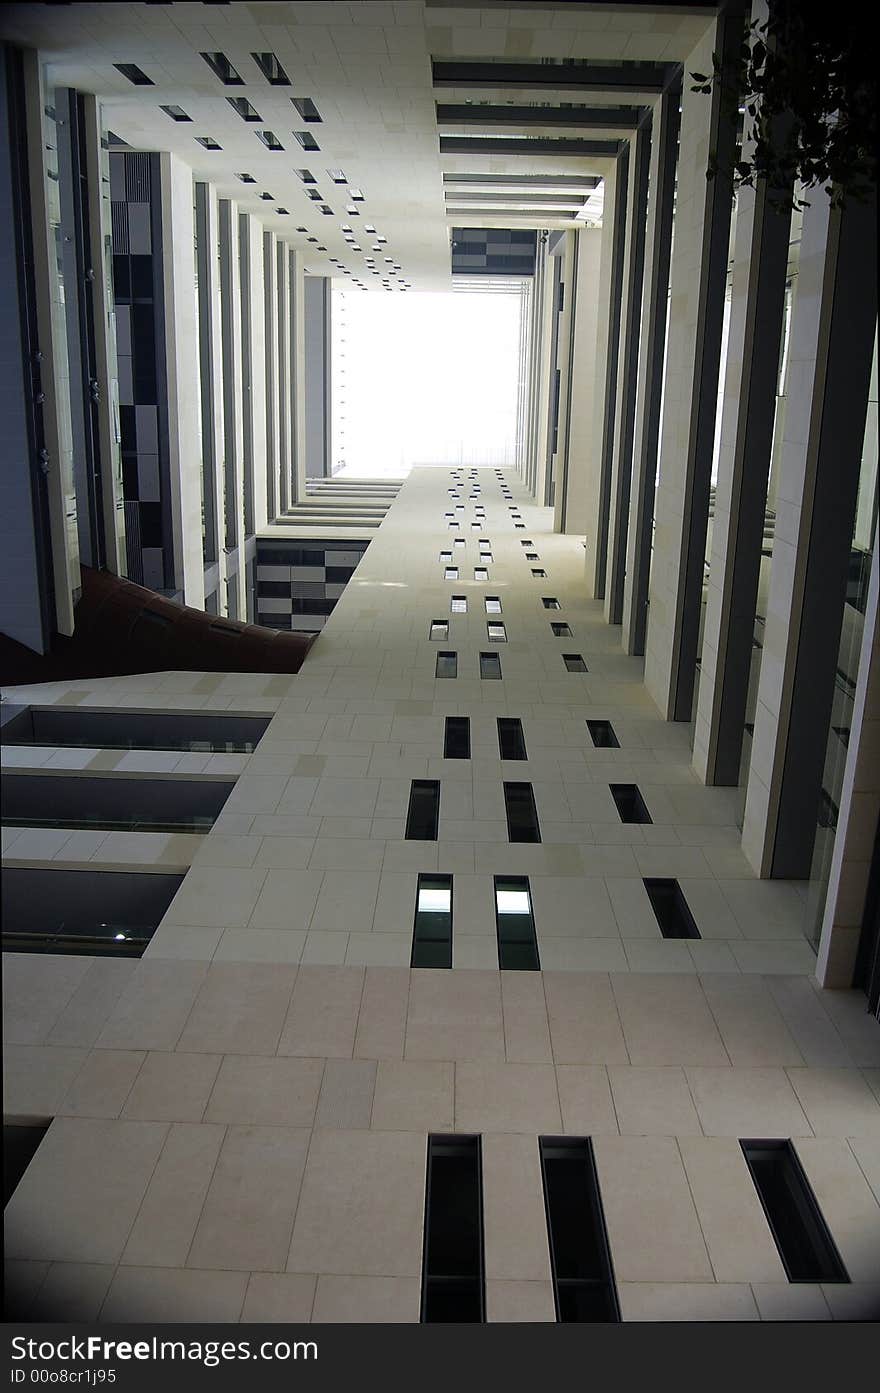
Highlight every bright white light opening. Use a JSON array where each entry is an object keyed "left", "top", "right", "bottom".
[
  {"left": 331, "top": 286, "right": 526, "bottom": 477},
  {"left": 418, "top": 887, "right": 451, "bottom": 914},
  {"left": 496, "top": 889, "right": 531, "bottom": 915}
]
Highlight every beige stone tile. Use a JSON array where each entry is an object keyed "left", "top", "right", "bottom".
[
  {"left": 122, "top": 1122, "right": 225, "bottom": 1268},
  {"left": 543, "top": 973, "right": 628, "bottom": 1065},
  {"left": 205, "top": 1055, "right": 324, "bottom": 1126},
  {"left": 686, "top": 1067, "right": 813, "bottom": 1137},
  {"left": 530, "top": 876, "right": 618, "bottom": 937},
  {"left": 100, "top": 1267, "right": 248, "bottom": 1323},
  {"left": 608, "top": 1066, "right": 701, "bottom": 1136},
  {"left": 795, "top": 1138, "right": 880, "bottom": 1281},
  {"left": 3, "top": 1045, "right": 89, "bottom": 1116},
  {"left": 31, "top": 1263, "right": 115, "bottom": 1322},
  {"left": 177, "top": 963, "right": 298, "bottom": 1054},
  {"left": 96, "top": 960, "right": 208, "bottom": 1051},
  {"left": 312, "top": 1275, "right": 420, "bottom": 1323},
  {"left": 371, "top": 1061, "right": 454, "bottom": 1132},
  {"left": 58, "top": 1049, "right": 145, "bottom": 1119},
  {"left": 593, "top": 1137, "right": 713, "bottom": 1282},
  {"left": 301, "top": 930, "right": 349, "bottom": 965},
  {"left": 821, "top": 1283, "right": 880, "bottom": 1320},
  {"left": 165, "top": 867, "right": 267, "bottom": 927},
  {"left": 47, "top": 959, "right": 138, "bottom": 1048},
  {"left": 455, "top": 1062, "right": 561, "bottom": 1133},
  {"left": 849, "top": 1136, "right": 880, "bottom": 1205},
  {"left": 315, "top": 1059, "right": 377, "bottom": 1128},
  {"left": 622, "top": 939, "right": 695, "bottom": 972},
  {"left": 487, "top": 1280, "right": 556, "bottom": 1323},
  {"left": 751, "top": 1283, "right": 831, "bottom": 1320},
  {"left": 278, "top": 966, "right": 365, "bottom": 1058},
  {"left": 2, "top": 954, "right": 92, "bottom": 1046},
  {"left": 501, "top": 972, "right": 552, "bottom": 1064},
  {"left": 5, "top": 1117, "right": 168, "bottom": 1263},
  {"left": 764, "top": 977, "right": 853, "bottom": 1066},
  {"left": 556, "top": 1065, "right": 619, "bottom": 1134},
  {"left": 611, "top": 974, "right": 729, "bottom": 1066},
  {"left": 541, "top": 938, "right": 630, "bottom": 971},
  {"left": 123, "top": 1052, "right": 221, "bottom": 1122},
  {"left": 700, "top": 975, "right": 804, "bottom": 1066},
  {"left": 241, "top": 1273, "right": 317, "bottom": 1323},
  {"left": 346, "top": 931, "right": 412, "bottom": 967},
  {"left": 190, "top": 835, "right": 262, "bottom": 868},
  {"left": 3, "top": 1260, "right": 50, "bottom": 1320},
  {"left": 252, "top": 837, "right": 316, "bottom": 869},
  {"left": 189, "top": 1125, "right": 311, "bottom": 1272},
  {"left": 679, "top": 1137, "right": 787, "bottom": 1282},
  {"left": 482, "top": 1133, "right": 553, "bottom": 1282},
  {"left": 288, "top": 1130, "right": 425, "bottom": 1277},
  {"left": 354, "top": 967, "right": 409, "bottom": 1060},
  {"left": 248, "top": 869, "right": 323, "bottom": 931},
  {"left": 405, "top": 969, "right": 505, "bottom": 1062},
  {"left": 213, "top": 927, "right": 306, "bottom": 963},
  {"left": 145, "top": 925, "right": 225, "bottom": 960},
  {"left": 785, "top": 1068, "right": 880, "bottom": 1138},
  {"left": 618, "top": 1283, "right": 757, "bottom": 1321}
]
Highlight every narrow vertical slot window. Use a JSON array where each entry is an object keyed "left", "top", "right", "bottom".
[
  {"left": 497, "top": 718, "right": 527, "bottom": 761},
  {"left": 453, "top": 537, "right": 466, "bottom": 550},
  {"left": 531, "top": 568, "right": 547, "bottom": 579},
  {"left": 479, "top": 652, "right": 501, "bottom": 680},
  {"left": 740, "top": 1141, "right": 848, "bottom": 1283},
  {"left": 444, "top": 567, "right": 459, "bottom": 581},
  {"left": 525, "top": 552, "right": 539, "bottom": 561},
  {"left": 494, "top": 876, "right": 540, "bottom": 970},
  {"left": 429, "top": 620, "right": 449, "bottom": 641},
  {"left": 444, "top": 716, "right": 470, "bottom": 760},
  {"left": 504, "top": 782, "right": 541, "bottom": 844},
  {"left": 474, "top": 567, "right": 488, "bottom": 582},
  {"left": 450, "top": 595, "right": 467, "bottom": 614},
  {"left": 643, "top": 879, "right": 701, "bottom": 939},
  {"left": 485, "top": 597, "right": 502, "bottom": 614},
  {"left": 436, "top": 651, "right": 457, "bottom": 679},
  {"left": 439, "top": 550, "right": 452, "bottom": 563},
  {"left": 406, "top": 780, "right": 441, "bottom": 841},
  {"left": 421, "top": 1135, "right": 485, "bottom": 1321},
  {"left": 551, "top": 622, "right": 572, "bottom": 637},
  {"left": 609, "top": 784, "right": 652, "bottom": 825},
  {"left": 563, "top": 654, "right": 588, "bottom": 672},
  {"left": 412, "top": 874, "right": 453, "bottom": 969},
  {"left": 487, "top": 622, "right": 507, "bottom": 643},
  {"left": 587, "top": 719, "right": 619, "bottom": 748},
  {"left": 542, "top": 597, "right": 560, "bottom": 610},
  {"left": 539, "top": 1137, "right": 620, "bottom": 1322}
]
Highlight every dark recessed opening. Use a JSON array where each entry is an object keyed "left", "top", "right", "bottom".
[
  {"left": 643, "top": 879, "right": 701, "bottom": 939},
  {"left": 294, "top": 131, "right": 320, "bottom": 151},
  {"left": 114, "top": 63, "right": 153, "bottom": 86},
  {"left": 494, "top": 875, "right": 540, "bottom": 970},
  {"left": 479, "top": 651, "right": 502, "bottom": 680},
  {"left": 1, "top": 867, "right": 184, "bottom": 958},
  {"left": 563, "top": 653, "right": 587, "bottom": 672},
  {"left": 436, "top": 650, "right": 458, "bottom": 679},
  {"left": 291, "top": 96, "right": 322, "bottom": 122},
  {"left": 1, "top": 773, "right": 234, "bottom": 834},
  {"left": 421, "top": 1135, "right": 485, "bottom": 1322},
  {"left": 551, "top": 622, "right": 572, "bottom": 637},
  {"left": 256, "top": 130, "right": 284, "bottom": 151},
  {"left": 741, "top": 1141, "right": 849, "bottom": 1283},
  {"left": 540, "top": 1136, "right": 620, "bottom": 1323},
  {"left": 200, "top": 51, "right": 244, "bottom": 85},
  {"left": 412, "top": 874, "right": 453, "bottom": 969},
  {"left": 160, "top": 105, "right": 192, "bottom": 122},
  {"left": 406, "top": 780, "right": 441, "bottom": 841},
  {"left": 251, "top": 52, "right": 291, "bottom": 86},
  {"left": 430, "top": 620, "right": 449, "bottom": 641},
  {"left": 444, "top": 716, "right": 471, "bottom": 760},
  {"left": 497, "top": 718, "right": 527, "bottom": 762},
  {"left": 587, "top": 720, "right": 619, "bottom": 749},
  {"left": 0, "top": 706, "right": 270, "bottom": 753},
  {"left": 610, "top": 784, "right": 652, "bottom": 825},
  {"left": 4, "top": 1122, "right": 51, "bottom": 1207},
  {"left": 485, "top": 597, "right": 502, "bottom": 614},
  {"left": 487, "top": 622, "right": 507, "bottom": 643},
  {"left": 532, "top": 568, "right": 547, "bottom": 579},
  {"left": 543, "top": 597, "right": 561, "bottom": 610},
  {"left": 227, "top": 96, "right": 261, "bottom": 121},
  {"left": 450, "top": 595, "right": 467, "bottom": 614},
  {"left": 504, "top": 782, "right": 541, "bottom": 844}
]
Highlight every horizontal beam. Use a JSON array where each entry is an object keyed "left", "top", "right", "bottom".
[
  {"left": 439, "top": 136, "right": 622, "bottom": 156},
  {"left": 437, "top": 103, "right": 646, "bottom": 128},
  {"left": 433, "top": 61, "right": 674, "bottom": 92}
]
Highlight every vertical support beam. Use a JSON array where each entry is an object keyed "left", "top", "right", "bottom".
[
  {"left": 247, "top": 220, "right": 267, "bottom": 534},
  {"left": 557, "top": 226, "right": 602, "bottom": 538},
  {"left": 692, "top": 105, "right": 792, "bottom": 785},
  {"left": 262, "top": 228, "right": 278, "bottom": 522},
  {"left": 593, "top": 148, "right": 629, "bottom": 599},
  {"left": 551, "top": 230, "right": 578, "bottom": 521},
  {"left": 643, "top": 7, "right": 742, "bottom": 719},
  {"left": 542, "top": 246, "right": 564, "bottom": 507},
  {"left": 529, "top": 236, "right": 555, "bottom": 504},
  {"left": 22, "top": 48, "right": 79, "bottom": 635},
  {"left": 238, "top": 211, "right": 255, "bottom": 539},
  {"left": 742, "top": 189, "right": 878, "bottom": 877},
  {"left": 605, "top": 120, "right": 651, "bottom": 624},
  {"left": 276, "top": 241, "right": 290, "bottom": 514},
  {"left": 289, "top": 247, "right": 307, "bottom": 503},
  {"left": 218, "top": 197, "right": 244, "bottom": 617},
  {"left": 303, "top": 275, "right": 332, "bottom": 479},
  {"left": 622, "top": 84, "right": 680, "bottom": 655},
  {"left": 160, "top": 152, "right": 204, "bottom": 609},
  {"left": 195, "top": 182, "right": 221, "bottom": 571}
]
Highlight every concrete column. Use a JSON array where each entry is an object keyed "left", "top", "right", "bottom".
[
  {"left": 557, "top": 227, "right": 602, "bottom": 538},
  {"left": 692, "top": 109, "right": 792, "bottom": 786},
  {"left": 219, "top": 198, "right": 245, "bottom": 618},
  {"left": 276, "top": 241, "right": 290, "bottom": 515},
  {"left": 160, "top": 152, "right": 204, "bottom": 610},
  {"left": 741, "top": 188, "right": 878, "bottom": 878},
  {"left": 262, "top": 229, "right": 278, "bottom": 523},
  {"left": 289, "top": 248, "right": 307, "bottom": 504},
  {"left": 605, "top": 121, "right": 651, "bottom": 625},
  {"left": 535, "top": 242, "right": 561, "bottom": 505},
  {"left": 246, "top": 221, "right": 268, "bottom": 534},
  {"left": 195, "top": 183, "right": 222, "bottom": 572},
  {"left": 551, "top": 230, "right": 577, "bottom": 522},
  {"left": 642, "top": 7, "right": 742, "bottom": 719},
  {"left": 304, "top": 275, "right": 331, "bottom": 480},
  {"left": 592, "top": 150, "right": 628, "bottom": 600}
]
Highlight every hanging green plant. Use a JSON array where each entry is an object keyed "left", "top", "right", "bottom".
[{"left": 691, "top": 0, "right": 876, "bottom": 209}]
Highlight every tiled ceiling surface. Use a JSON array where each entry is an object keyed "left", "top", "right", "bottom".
[{"left": 1, "top": 2, "right": 714, "bottom": 289}]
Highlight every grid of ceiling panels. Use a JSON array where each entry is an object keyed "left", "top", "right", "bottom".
[{"left": 1, "top": 2, "right": 712, "bottom": 290}]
